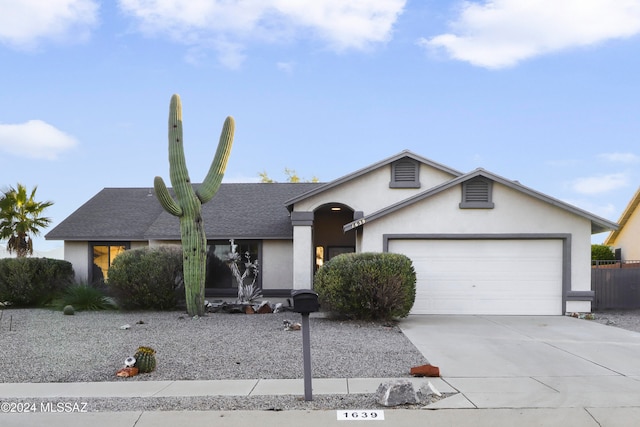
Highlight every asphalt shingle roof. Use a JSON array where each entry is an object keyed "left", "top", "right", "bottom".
[{"left": 45, "top": 183, "right": 323, "bottom": 241}]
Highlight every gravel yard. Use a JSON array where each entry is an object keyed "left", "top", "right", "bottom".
[
  {"left": 0, "top": 308, "right": 431, "bottom": 411},
  {"left": 0, "top": 309, "right": 427, "bottom": 383},
  {"left": 2, "top": 307, "right": 638, "bottom": 412},
  {"left": 591, "top": 309, "right": 640, "bottom": 333}
]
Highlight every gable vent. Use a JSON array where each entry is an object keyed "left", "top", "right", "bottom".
[
  {"left": 466, "top": 179, "right": 489, "bottom": 202},
  {"left": 395, "top": 161, "right": 416, "bottom": 181},
  {"left": 390, "top": 158, "right": 420, "bottom": 188},
  {"left": 460, "top": 177, "right": 494, "bottom": 208}
]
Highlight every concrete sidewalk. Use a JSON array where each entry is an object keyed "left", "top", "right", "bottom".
[
  {"left": 0, "top": 408, "right": 631, "bottom": 427},
  {"left": 3, "top": 315, "right": 640, "bottom": 426},
  {"left": 0, "top": 376, "right": 454, "bottom": 399}
]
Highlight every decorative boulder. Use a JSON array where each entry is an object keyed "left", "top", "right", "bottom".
[{"left": 375, "top": 380, "right": 420, "bottom": 406}]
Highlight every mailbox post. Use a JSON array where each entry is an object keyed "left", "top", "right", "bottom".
[{"left": 291, "top": 289, "right": 320, "bottom": 401}]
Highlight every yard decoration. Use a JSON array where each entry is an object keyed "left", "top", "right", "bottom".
[
  {"left": 226, "top": 239, "right": 262, "bottom": 304},
  {"left": 154, "top": 94, "right": 235, "bottom": 317},
  {"left": 410, "top": 363, "right": 440, "bottom": 377},
  {"left": 116, "top": 367, "right": 139, "bottom": 377}
]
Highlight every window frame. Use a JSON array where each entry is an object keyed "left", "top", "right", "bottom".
[{"left": 89, "top": 241, "right": 130, "bottom": 284}]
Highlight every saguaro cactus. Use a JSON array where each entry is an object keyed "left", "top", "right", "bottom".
[{"left": 154, "top": 94, "right": 234, "bottom": 316}]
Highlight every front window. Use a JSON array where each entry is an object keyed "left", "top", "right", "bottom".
[
  {"left": 205, "top": 240, "right": 261, "bottom": 292},
  {"left": 91, "top": 242, "right": 129, "bottom": 284}
]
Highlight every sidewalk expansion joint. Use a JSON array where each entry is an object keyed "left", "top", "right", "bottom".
[
  {"left": 247, "top": 379, "right": 260, "bottom": 396},
  {"left": 151, "top": 381, "right": 175, "bottom": 397}
]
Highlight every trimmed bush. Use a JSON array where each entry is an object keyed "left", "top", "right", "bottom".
[
  {"left": 0, "top": 257, "right": 74, "bottom": 306},
  {"left": 314, "top": 252, "right": 416, "bottom": 320},
  {"left": 107, "top": 246, "right": 183, "bottom": 310}
]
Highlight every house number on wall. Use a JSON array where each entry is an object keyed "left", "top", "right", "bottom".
[
  {"left": 350, "top": 219, "right": 366, "bottom": 229},
  {"left": 337, "top": 410, "right": 384, "bottom": 420}
]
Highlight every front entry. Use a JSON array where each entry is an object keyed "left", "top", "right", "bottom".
[{"left": 313, "top": 204, "right": 356, "bottom": 272}]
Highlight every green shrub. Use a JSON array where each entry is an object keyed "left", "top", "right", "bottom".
[
  {"left": 314, "top": 252, "right": 416, "bottom": 320},
  {"left": 107, "top": 246, "right": 183, "bottom": 310},
  {"left": 0, "top": 257, "right": 74, "bottom": 306},
  {"left": 55, "top": 283, "right": 118, "bottom": 311},
  {"left": 591, "top": 244, "right": 615, "bottom": 261}
]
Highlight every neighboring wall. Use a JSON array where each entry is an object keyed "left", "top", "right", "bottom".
[{"left": 613, "top": 213, "right": 640, "bottom": 260}]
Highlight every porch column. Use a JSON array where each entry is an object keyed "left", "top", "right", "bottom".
[{"left": 291, "top": 212, "right": 314, "bottom": 289}]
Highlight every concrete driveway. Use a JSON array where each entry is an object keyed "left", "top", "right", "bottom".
[{"left": 400, "top": 315, "right": 640, "bottom": 411}]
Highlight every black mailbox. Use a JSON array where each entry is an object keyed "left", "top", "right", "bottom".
[{"left": 291, "top": 289, "right": 320, "bottom": 314}]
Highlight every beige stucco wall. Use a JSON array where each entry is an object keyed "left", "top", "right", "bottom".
[
  {"left": 612, "top": 212, "right": 640, "bottom": 260},
  {"left": 64, "top": 239, "right": 293, "bottom": 291},
  {"left": 64, "top": 241, "right": 89, "bottom": 282},
  {"left": 294, "top": 164, "right": 456, "bottom": 213},
  {"left": 261, "top": 240, "right": 293, "bottom": 290},
  {"left": 358, "top": 182, "right": 593, "bottom": 294}
]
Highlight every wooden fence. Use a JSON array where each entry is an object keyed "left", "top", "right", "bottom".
[{"left": 591, "top": 260, "right": 640, "bottom": 310}]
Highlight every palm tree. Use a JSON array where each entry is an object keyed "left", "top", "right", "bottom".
[{"left": 0, "top": 183, "right": 53, "bottom": 257}]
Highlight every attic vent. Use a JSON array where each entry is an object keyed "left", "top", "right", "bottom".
[
  {"left": 390, "top": 158, "right": 420, "bottom": 188},
  {"left": 460, "top": 177, "right": 494, "bottom": 209}
]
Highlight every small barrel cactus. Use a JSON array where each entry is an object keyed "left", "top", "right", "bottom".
[
  {"left": 63, "top": 305, "right": 75, "bottom": 315},
  {"left": 134, "top": 346, "right": 157, "bottom": 373}
]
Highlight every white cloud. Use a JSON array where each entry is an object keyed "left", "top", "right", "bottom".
[
  {"left": 598, "top": 152, "right": 640, "bottom": 163},
  {"left": 420, "top": 0, "right": 640, "bottom": 68},
  {"left": 570, "top": 173, "right": 629, "bottom": 195},
  {"left": 118, "top": 0, "right": 406, "bottom": 66},
  {"left": 0, "top": 120, "right": 78, "bottom": 160},
  {"left": 277, "top": 61, "right": 295, "bottom": 74},
  {"left": 0, "top": 0, "right": 99, "bottom": 49}
]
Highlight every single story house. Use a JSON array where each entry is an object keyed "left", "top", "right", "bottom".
[
  {"left": 46, "top": 150, "right": 618, "bottom": 315},
  {"left": 604, "top": 186, "right": 640, "bottom": 261}
]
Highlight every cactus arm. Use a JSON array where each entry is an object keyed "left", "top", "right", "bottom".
[
  {"left": 153, "top": 176, "right": 182, "bottom": 217},
  {"left": 167, "top": 94, "right": 194, "bottom": 203},
  {"left": 196, "top": 116, "right": 235, "bottom": 204}
]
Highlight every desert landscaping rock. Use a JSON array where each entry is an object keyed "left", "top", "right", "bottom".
[
  {"left": 375, "top": 379, "right": 422, "bottom": 406},
  {"left": 591, "top": 309, "right": 640, "bottom": 332},
  {"left": 0, "top": 308, "right": 429, "bottom": 411}
]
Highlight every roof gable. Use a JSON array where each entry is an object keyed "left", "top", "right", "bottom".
[
  {"left": 343, "top": 168, "right": 619, "bottom": 234},
  {"left": 285, "top": 150, "right": 462, "bottom": 209}
]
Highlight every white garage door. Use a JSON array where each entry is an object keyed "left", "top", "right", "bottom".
[{"left": 388, "top": 239, "right": 563, "bottom": 315}]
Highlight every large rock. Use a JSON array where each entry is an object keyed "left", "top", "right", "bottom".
[{"left": 375, "top": 380, "right": 420, "bottom": 406}]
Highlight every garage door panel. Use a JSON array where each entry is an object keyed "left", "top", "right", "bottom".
[{"left": 389, "top": 239, "right": 563, "bottom": 315}]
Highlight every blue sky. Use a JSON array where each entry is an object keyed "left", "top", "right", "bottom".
[{"left": 1, "top": 0, "right": 639, "bottom": 255}]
